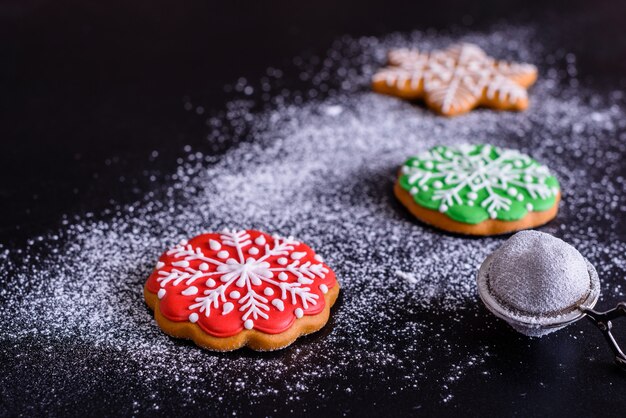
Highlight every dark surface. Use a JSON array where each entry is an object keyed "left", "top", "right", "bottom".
[{"left": 2, "top": 0, "right": 626, "bottom": 416}]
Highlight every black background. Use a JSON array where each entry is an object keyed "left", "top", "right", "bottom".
[{"left": 2, "top": 0, "right": 626, "bottom": 416}]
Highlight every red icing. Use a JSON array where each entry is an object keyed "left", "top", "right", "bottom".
[{"left": 145, "top": 230, "right": 337, "bottom": 338}]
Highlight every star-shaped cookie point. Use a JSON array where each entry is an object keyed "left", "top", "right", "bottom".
[{"left": 372, "top": 42, "right": 538, "bottom": 116}]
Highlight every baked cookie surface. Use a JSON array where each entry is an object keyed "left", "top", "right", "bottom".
[
  {"left": 144, "top": 229, "right": 339, "bottom": 351},
  {"left": 372, "top": 43, "right": 537, "bottom": 116},
  {"left": 395, "top": 144, "right": 560, "bottom": 235}
]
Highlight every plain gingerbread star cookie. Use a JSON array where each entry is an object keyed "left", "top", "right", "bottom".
[
  {"left": 144, "top": 229, "right": 340, "bottom": 351},
  {"left": 372, "top": 43, "right": 537, "bottom": 116}
]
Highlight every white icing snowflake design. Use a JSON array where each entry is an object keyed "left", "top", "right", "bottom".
[
  {"left": 400, "top": 144, "right": 560, "bottom": 223},
  {"left": 373, "top": 43, "right": 537, "bottom": 115},
  {"left": 151, "top": 229, "right": 333, "bottom": 333}
]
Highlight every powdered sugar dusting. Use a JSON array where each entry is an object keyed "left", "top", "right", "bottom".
[{"left": 2, "top": 25, "right": 626, "bottom": 414}]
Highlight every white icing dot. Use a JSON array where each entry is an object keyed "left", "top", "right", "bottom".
[
  {"left": 523, "top": 174, "right": 533, "bottom": 183},
  {"left": 552, "top": 187, "right": 559, "bottom": 195},
  {"left": 444, "top": 150, "right": 453, "bottom": 158},
  {"left": 507, "top": 187, "right": 518, "bottom": 197},
  {"left": 320, "top": 284, "right": 329, "bottom": 294},
  {"left": 314, "top": 254, "right": 324, "bottom": 262},
  {"left": 229, "top": 290, "right": 241, "bottom": 299},
  {"left": 489, "top": 211, "right": 497, "bottom": 219},
  {"left": 424, "top": 161, "right": 434, "bottom": 169},
  {"left": 182, "top": 286, "right": 198, "bottom": 296},
  {"left": 422, "top": 185, "right": 429, "bottom": 192},
  {"left": 198, "top": 262, "right": 209, "bottom": 271},
  {"left": 272, "top": 299, "right": 285, "bottom": 311},
  {"left": 157, "top": 289, "right": 166, "bottom": 299},
  {"left": 188, "top": 313, "right": 199, "bottom": 323},
  {"left": 291, "top": 252, "right": 306, "bottom": 260},
  {"left": 517, "top": 194, "right": 524, "bottom": 201},
  {"left": 467, "top": 201, "right": 474, "bottom": 207},
  {"left": 209, "top": 239, "right": 221, "bottom": 251},
  {"left": 205, "top": 278, "right": 216, "bottom": 287},
  {"left": 514, "top": 160, "right": 523, "bottom": 168},
  {"left": 433, "top": 180, "right": 443, "bottom": 189},
  {"left": 156, "top": 261, "right": 165, "bottom": 269},
  {"left": 264, "top": 287, "right": 274, "bottom": 296},
  {"left": 409, "top": 187, "right": 418, "bottom": 195},
  {"left": 248, "top": 247, "right": 260, "bottom": 255},
  {"left": 179, "top": 239, "right": 188, "bottom": 246},
  {"left": 244, "top": 319, "right": 254, "bottom": 330},
  {"left": 222, "top": 302, "right": 234, "bottom": 315},
  {"left": 278, "top": 272, "right": 288, "bottom": 281},
  {"left": 277, "top": 257, "right": 288, "bottom": 265},
  {"left": 467, "top": 192, "right": 478, "bottom": 200},
  {"left": 217, "top": 250, "right": 229, "bottom": 259},
  {"left": 254, "top": 235, "right": 266, "bottom": 246},
  {"left": 439, "top": 204, "right": 449, "bottom": 213},
  {"left": 526, "top": 203, "right": 534, "bottom": 211},
  {"left": 401, "top": 166, "right": 410, "bottom": 174},
  {"left": 294, "top": 308, "right": 304, "bottom": 319},
  {"left": 172, "top": 260, "right": 189, "bottom": 268}
]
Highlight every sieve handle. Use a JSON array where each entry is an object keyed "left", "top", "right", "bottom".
[{"left": 582, "top": 302, "right": 626, "bottom": 370}]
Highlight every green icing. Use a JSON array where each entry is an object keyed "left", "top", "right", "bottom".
[{"left": 399, "top": 144, "right": 560, "bottom": 224}]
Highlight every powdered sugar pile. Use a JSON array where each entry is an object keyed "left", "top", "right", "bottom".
[
  {"left": 489, "top": 230, "right": 592, "bottom": 315},
  {"left": 2, "top": 25, "right": 626, "bottom": 414}
]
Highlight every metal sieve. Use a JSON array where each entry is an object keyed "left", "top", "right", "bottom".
[{"left": 477, "top": 233, "right": 626, "bottom": 370}]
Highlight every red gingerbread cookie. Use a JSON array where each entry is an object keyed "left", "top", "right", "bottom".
[{"left": 144, "top": 229, "right": 340, "bottom": 351}]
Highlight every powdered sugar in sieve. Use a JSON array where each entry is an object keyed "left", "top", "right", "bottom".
[
  {"left": 478, "top": 230, "right": 626, "bottom": 368},
  {"left": 477, "top": 230, "right": 599, "bottom": 336}
]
